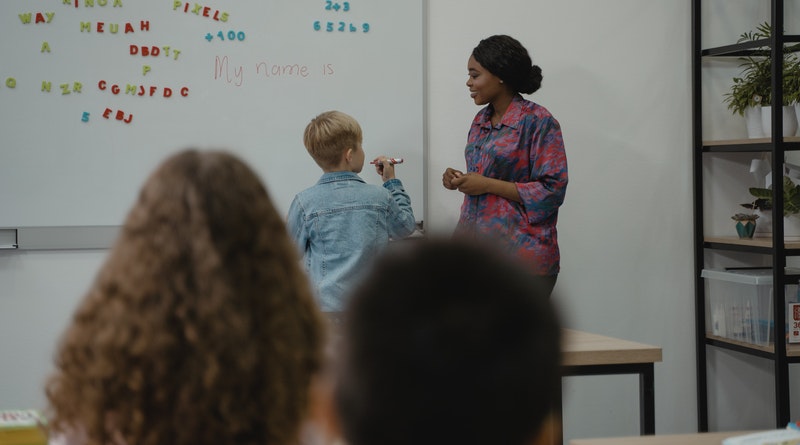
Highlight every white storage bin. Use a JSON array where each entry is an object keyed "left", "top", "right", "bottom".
[{"left": 702, "top": 268, "right": 799, "bottom": 347}]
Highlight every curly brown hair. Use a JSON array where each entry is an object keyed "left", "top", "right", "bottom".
[{"left": 45, "top": 149, "right": 326, "bottom": 445}]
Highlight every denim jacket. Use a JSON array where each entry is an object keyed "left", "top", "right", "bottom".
[{"left": 287, "top": 171, "right": 416, "bottom": 312}]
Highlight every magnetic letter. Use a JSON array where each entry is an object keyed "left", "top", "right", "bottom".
[
  {"left": 142, "top": 65, "right": 151, "bottom": 76},
  {"left": 41, "top": 41, "right": 51, "bottom": 53},
  {"left": 130, "top": 45, "right": 138, "bottom": 55},
  {"left": 81, "top": 112, "right": 90, "bottom": 122},
  {"left": 6, "top": 78, "right": 16, "bottom": 88}
]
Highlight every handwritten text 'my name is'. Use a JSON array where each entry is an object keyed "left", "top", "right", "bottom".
[{"left": 214, "top": 56, "right": 335, "bottom": 87}]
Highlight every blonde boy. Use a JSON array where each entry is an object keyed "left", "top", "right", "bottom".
[{"left": 287, "top": 110, "right": 416, "bottom": 314}]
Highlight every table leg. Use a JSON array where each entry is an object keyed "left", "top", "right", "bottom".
[{"left": 639, "top": 363, "right": 655, "bottom": 435}]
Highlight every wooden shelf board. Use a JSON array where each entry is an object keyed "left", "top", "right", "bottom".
[
  {"left": 706, "top": 333, "right": 800, "bottom": 357},
  {"left": 703, "top": 136, "right": 800, "bottom": 146},
  {"left": 704, "top": 235, "right": 800, "bottom": 249}
]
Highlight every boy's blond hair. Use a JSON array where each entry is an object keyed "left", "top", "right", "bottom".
[{"left": 303, "top": 110, "right": 363, "bottom": 169}]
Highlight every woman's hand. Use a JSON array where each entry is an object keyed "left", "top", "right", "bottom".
[
  {"left": 452, "top": 174, "right": 522, "bottom": 202},
  {"left": 442, "top": 167, "right": 463, "bottom": 190},
  {"left": 451, "top": 172, "right": 489, "bottom": 195}
]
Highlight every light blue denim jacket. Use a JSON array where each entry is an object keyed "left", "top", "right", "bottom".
[{"left": 287, "top": 171, "right": 416, "bottom": 312}]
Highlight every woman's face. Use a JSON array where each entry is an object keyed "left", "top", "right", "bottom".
[{"left": 466, "top": 55, "right": 504, "bottom": 106}]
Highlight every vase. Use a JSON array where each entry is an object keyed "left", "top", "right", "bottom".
[
  {"left": 761, "top": 105, "right": 798, "bottom": 137},
  {"left": 745, "top": 106, "right": 766, "bottom": 138},
  {"left": 735, "top": 220, "right": 757, "bottom": 239}
]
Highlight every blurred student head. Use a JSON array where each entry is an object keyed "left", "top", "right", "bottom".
[
  {"left": 45, "top": 149, "right": 326, "bottom": 445},
  {"left": 335, "top": 237, "right": 562, "bottom": 445}
]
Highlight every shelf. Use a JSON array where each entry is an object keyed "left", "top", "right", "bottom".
[
  {"left": 694, "top": 2, "right": 798, "bottom": 427},
  {"left": 701, "top": 35, "right": 800, "bottom": 57},
  {"left": 705, "top": 334, "right": 800, "bottom": 359},
  {"left": 704, "top": 235, "right": 800, "bottom": 249},
  {"left": 702, "top": 137, "right": 800, "bottom": 152}
]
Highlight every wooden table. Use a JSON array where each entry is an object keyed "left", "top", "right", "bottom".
[
  {"left": 570, "top": 431, "right": 756, "bottom": 445},
  {"left": 560, "top": 330, "right": 663, "bottom": 437}
]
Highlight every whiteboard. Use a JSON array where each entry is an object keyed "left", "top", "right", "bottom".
[{"left": 0, "top": 0, "right": 424, "bottom": 230}]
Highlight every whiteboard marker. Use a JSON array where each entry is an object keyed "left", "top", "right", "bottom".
[{"left": 370, "top": 158, "right": 404, "bottom": 165}]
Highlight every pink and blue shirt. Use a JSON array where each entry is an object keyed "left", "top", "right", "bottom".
[{"left": 454, "top": 94, "right": 568, "bottom": 276}]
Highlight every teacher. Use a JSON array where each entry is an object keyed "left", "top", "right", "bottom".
[{"left": 442, "top": 34, "right": 568, "bottom": 297}]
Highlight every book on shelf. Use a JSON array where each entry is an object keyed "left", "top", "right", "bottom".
[{"left": 0, "top": 409, "right": 47, "bottom": 445}]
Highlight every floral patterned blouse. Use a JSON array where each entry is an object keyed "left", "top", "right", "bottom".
[{"left": 454, "top": 94, "right": 568, "bottom": 276}]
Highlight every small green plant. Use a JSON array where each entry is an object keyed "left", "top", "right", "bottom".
[{"left": 731, "top": 212, "right": 759, "bottom": 222}]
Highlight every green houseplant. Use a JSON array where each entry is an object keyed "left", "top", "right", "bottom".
[
  {"left": 747, "top": 175, "right": 800, "bottom": 217},
  {"left": 723, "top": 22, "right": 800, "bottom": 115},
  {"left": 783, "top": 56, "right": 800, "bottom": 106}
]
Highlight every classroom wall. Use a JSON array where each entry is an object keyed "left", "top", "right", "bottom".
[
  {"left": 2, "top": 1, "right": 799, "bottom": 444},
  {"left": 426, "top": 0, "right": 697, "bottom": 441}
]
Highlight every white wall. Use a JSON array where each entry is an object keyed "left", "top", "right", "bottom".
[
  {"left": 3, "top": 1, "right": 799, "bottom": 444},
  {"left": 426, "top": 0, "right": 695, "bottom": 441}
]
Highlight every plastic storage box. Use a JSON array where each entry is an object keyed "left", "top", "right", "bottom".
[{"left": 702, "top": 268, "right": 798, "bottom": 347}]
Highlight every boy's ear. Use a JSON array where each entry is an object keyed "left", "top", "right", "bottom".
[{"left": 344, "top": 148, "right": 353, "bottom": 163}]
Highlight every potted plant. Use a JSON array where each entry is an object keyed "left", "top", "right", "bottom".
[
  {"left": 722, "top": 22, "right": 800, "bottom": 137},
  {"left": 741, "top": 174, "right": 800, "bottom": 237},
  {"left": 786, "top": 56, "right": 800, "bottom": 132},
  {"left": 748, "top": 175, "right": 800, "bottom": 217},
  {"left": 731, "top": 212, "right": 759, "bottom": 239}
]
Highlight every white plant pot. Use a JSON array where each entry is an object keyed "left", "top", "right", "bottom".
[
  {"left": 754, "top": 209, "right": 771, "bottom": 234},
  {"left": 745, "top": 106, "right": 766, "bottom": 138},
  {"left": 761, "top": 106, "right": 798, "bottom": 137},
  {"left": 752, "top": 210, "right": 800, "bottom": 237},
  {"left": 787, "top": 215, "right": 800, "bottom": 237},
  {"left": 795, "top": 103, "right": 800, "bottom": 135}
]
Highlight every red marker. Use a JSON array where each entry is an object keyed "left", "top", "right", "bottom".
[{"left": 370, "top": 158, "right": 404, "bottom": 165}]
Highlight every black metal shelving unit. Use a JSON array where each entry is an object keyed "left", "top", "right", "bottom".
[{"left": 692, "top": 0, "right": 800, "bottom": 431}]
